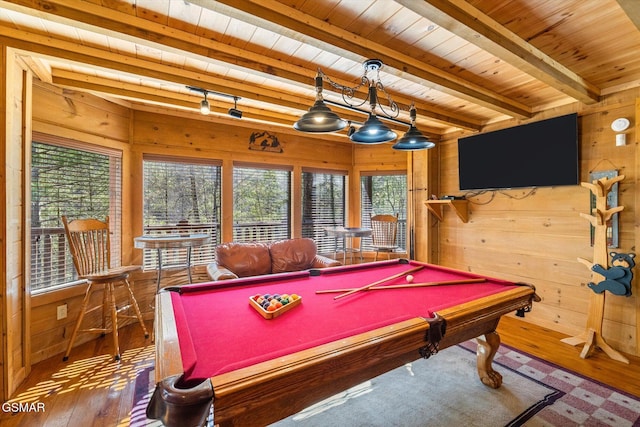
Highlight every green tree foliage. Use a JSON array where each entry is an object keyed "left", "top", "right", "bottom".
[
  {"left": 143, "top": 161, "right": 220, "bottom": 226},
  {"left": 302, "top": 173, "right": 344, "bottom": 225},
  {"left": 233, "top": 168, "right": 289, "bottom": 222},
  {"left": 31, "top": 143, "right": 113, "bottom": 227},
  {"left": 362, "top": 175, "right": 406, "bottom": 218}
]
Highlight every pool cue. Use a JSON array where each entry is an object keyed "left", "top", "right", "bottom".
[
  {"left": 317, "top": 278, "right": 486, "bottom": 294},
  {"left": 333, "top": 265, "right": 425, "bottom": 300}
]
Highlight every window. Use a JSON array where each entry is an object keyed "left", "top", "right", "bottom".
[
  {"left": 142, "top": 157, "right": 221, "bottom": 270},
  {"left": 233, "top": 165, "right": 291, "bottom": 242},
  {"left": 30, "top": 137, "right": 122, "bottom": 292},
  {"left": 361, "top": 173, "right": 407, "bottom": 251},
  {"left": 301, "top": 170, "right": 346, "bottom": 254}
]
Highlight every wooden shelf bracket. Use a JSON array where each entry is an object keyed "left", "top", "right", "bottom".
[{"left": 425, "top": 200, "right": 469, "bottom": 223}]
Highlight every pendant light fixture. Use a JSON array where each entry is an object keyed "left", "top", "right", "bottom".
[
  {"left": 392, "top": 104, "right": 435, "bottom": 150},
  {"left": 350, "top": 113, "right": 397, "bottom": 143},
  {"left": 349, "top": 65, "right": 397, "bottom": 144},
  {"left": 293, "top": 73, "right": 347, "bottom": 133},
  {"left": 294, "top": 60, "right": 432, "bottom": 149}
]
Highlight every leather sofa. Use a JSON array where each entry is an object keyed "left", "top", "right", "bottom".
[{"left": 206, "top": 238, "right": 341, "bottom": 280}]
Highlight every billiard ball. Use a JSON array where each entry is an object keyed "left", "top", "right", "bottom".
[{"left": 406, "top": 274, "right": 414, "bottom": 283}]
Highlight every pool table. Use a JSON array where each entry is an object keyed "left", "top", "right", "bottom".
[{"left": 147, "top": 259, "right": 537, "bottom": 427}]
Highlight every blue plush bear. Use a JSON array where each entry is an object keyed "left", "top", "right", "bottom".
[{"left": 588, "top": 252, "right": 635, "bottom": 297}]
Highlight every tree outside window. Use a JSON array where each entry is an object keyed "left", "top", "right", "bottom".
[
  {"left": 233, "top": 166, "right": 291, "bottom": 242},
  {"left": 141, "top": 158, "right": 220, "bottom": 270},
  {"left": 301, "top": 170, "right": 346, "bottom": 254}
]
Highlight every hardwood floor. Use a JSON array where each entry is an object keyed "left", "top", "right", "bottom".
[
  {"left": 498, "top": 316, "right": 640, "bottom": 397},
  {"left": 0, "top": 320, "right": 155, "bottom": 427},
  {"left": 1, "top": 316, "right": 638, "bottom": 426}
]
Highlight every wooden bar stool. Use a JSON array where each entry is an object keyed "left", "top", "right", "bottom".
[{"left": 62, "top": 215, "right": 149, "bottom": 361}]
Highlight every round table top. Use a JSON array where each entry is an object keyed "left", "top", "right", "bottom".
[
  {"left": 134, "top": 233, "right": 212, "bottom": 249},
  {"left": 324, "top": 226, "right": 372, "bottom": 237}
]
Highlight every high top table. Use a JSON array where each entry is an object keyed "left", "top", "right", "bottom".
[
  {"left": 324, "top": 226, "right": 372, "bottom": 264},
  {"left": 134, "top": 233, "right": 211, "bottom": 292}
]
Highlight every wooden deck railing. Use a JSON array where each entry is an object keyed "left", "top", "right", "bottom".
[{"left": 30, "top": 220, "right": 406, "bottom": 291}]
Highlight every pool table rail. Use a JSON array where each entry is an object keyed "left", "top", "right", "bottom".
[
  {"left": 154, "top": 291, "right": 184, "bottom": 383},
  {"left": 211, "top": 317, "right": 435, "bottom": 426}
]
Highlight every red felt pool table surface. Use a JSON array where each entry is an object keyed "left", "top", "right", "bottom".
[
  {"left": 151, "top": 259, "right": 537, "bottom": 427},
  {"left": 172, "top": 259, "right": 518, "bottom": 381}
]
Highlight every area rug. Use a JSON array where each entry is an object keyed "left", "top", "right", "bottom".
[{"left": 128, "top": 342, "right": 640, "bottom": 427}]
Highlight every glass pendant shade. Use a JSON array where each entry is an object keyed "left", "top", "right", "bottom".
[
  {"left": 392, "top": 126, "right": 435, "bottom": 150},
  {"left": 293, "top": 99, "right": 347, "bottom": 133},
  {"left": 350, "top": 113, "right": 397, "bottom": 143}
]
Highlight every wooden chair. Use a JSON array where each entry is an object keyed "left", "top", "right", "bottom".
[
  {"left": 370, "top": 214, "right": 399, "bottom": 261},
  {"left": 62, "top": 215, "right": 149, "bottom": 361}
]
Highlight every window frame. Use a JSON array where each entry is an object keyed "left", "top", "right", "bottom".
[
  {"left": 141, "top": 155, "right": 222, "bottom": 270},
  {"left": 301, "top": 168, "right": 347, "bottom": 255},
  {"left": 232, "top": 163, "right": 292, "bottom": 243},
  {"left": 360, "top": 171, "right": 408, "bottom": 253}
]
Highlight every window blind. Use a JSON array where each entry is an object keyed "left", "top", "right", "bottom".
[
  {"left": 30, "top": 140, "right": 122, "bottom": 292},
  {"left": 301, "top": 170, "right": 346, "bottom": 255},
  {"left": 360, "top": 173, "right": 407, "bottom": 251},
  {"left": 142, "top": 158, "right": 221, "bottom": 269}
]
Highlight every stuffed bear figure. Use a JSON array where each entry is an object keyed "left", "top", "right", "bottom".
[{"left": 588, "top": 252, "right": 635, "bottom": 296}]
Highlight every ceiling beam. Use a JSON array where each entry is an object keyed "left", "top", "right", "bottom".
[
  {"left": 48, "top": 68, "right": 448, "bottom": 138},
  {"left": 397, "top": 0, "right": 600, "bottom": 104},
  {"left": 0, "top": 0, "right": 481, "bottom": 131},
  {"left": 201, "top": 0, "right": 532, "bottom": 119},
  {"left": 49, "top": 69, "right": 297, "bottom": 126},
  {"left": 617, "top": 0, "right": 640, "bottom": 31},
  {"left": 0, "top": 25, "right": 310, "bottom": 111}
]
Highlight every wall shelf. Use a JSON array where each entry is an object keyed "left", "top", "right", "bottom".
[{"left": 425, "top": 199, "right": 468, "bottom": 223}]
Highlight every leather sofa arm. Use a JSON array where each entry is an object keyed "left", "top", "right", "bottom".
[
  {"left": 206, "top": 262, "right": 239, "bottom": 281},
  {"left": 312, "top": 254, "right": 342, "bottom": 269}
]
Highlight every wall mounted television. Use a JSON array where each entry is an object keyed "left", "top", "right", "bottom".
[{"left": 457, "top": 113, "right": 579, "bottom": 191}]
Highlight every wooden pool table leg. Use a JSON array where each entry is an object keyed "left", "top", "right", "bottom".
[{"left": 476, "top": 331, "right": 503, "bottom": 389}]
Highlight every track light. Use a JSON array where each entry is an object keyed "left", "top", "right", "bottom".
[
  {"left": 228, "top": 108, "right": 242, "bottom": 118},
  {"left": 187, "top": 86, "right": 241, "bottom": 118},
  {"left": 200, "top": 93, "right": 210, "bottom": 115},
  {"left": 228, "top": 96, "right": 243, "bottom": 118}
]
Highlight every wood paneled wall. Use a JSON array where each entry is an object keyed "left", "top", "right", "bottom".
[
  {"left": 1, "top": 47, "right": 31, "bottom": 400},
  {"left": 1, "top": 43, "right": 8, "bottom": 403},
  {"left": 414, "top": 89, "right": 640, "bottom": 357}
]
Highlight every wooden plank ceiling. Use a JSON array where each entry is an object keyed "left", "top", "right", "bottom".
[{"left": 1, "top": 0, "right": 639, "bottom": 140}]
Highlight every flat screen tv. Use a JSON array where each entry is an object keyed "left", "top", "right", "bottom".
[{"left": 457, "top": 113, "right": 579, "bottom": 191}]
